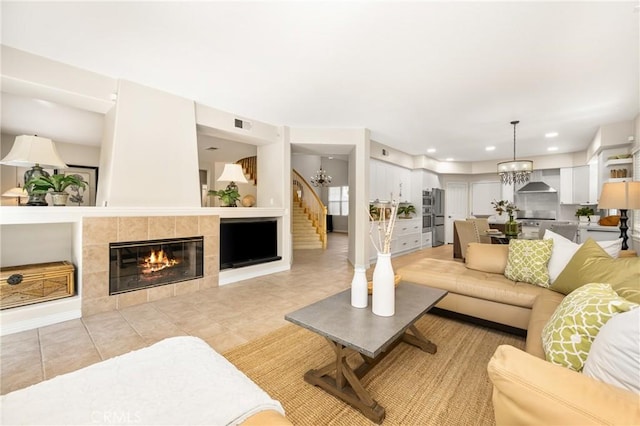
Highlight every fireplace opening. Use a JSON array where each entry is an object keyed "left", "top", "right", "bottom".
[{"left": 109, "top": 237, "right": 204, "bottom": 295}]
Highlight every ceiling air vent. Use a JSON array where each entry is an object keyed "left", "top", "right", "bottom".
[{"left": 234, "top": 118, "right": 252, "bottom": 130}]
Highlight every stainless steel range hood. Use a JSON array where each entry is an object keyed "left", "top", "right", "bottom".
[{"left": 517, "top": 181, "right": 557, "bottom": 193}]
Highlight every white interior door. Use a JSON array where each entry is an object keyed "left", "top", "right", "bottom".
[{"left": 445, "top": 182, "right": 468, "bottom": 244}]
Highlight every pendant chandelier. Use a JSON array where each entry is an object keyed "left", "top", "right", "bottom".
[
  {"left": 497, "top": 120, "right": 533, "bottom": 185},
  {"left": 310, "top": 163, "right": 332, "bottom": 187}
]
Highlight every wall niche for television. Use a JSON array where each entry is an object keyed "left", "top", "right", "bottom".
[{"left": 219, "top": 218, "right": 281, "bottom": 269}]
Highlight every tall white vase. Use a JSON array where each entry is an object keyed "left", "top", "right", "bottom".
[
  {"left": 350, "top": 266, "right": 368, "bottom": 308},
  {"left": 372, "top": 252, "right": 395, "bottom": 317}
]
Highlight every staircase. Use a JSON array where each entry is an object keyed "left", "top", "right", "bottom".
[
  {"left": 292, "top": 202, "right": 324, "bottom": 249},
  {"left": 292, "top": 169, "right": 327, "bottom": 250},
  {"left": 236, "top": 156, "right": 257, "bottom": 185}
]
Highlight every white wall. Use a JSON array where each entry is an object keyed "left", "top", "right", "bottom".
[
  {"left": 97, "top": 80, "right": 200, "bottom": 207},
  {"left": 1, "top": 46, "right": 116, "bottom": 114},
  {"left": 291, "top": 154, "right": 322, "bottom": 199}
]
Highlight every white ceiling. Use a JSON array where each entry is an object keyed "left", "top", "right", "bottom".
[{"left": 1, "top": 1, "right": 638, "bottom": 162}]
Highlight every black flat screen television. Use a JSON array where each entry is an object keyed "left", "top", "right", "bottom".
[{"left": 219, "top": 218, "right": 281, "bottom": 269}]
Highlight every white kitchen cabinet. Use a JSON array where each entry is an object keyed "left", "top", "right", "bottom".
[
  {"left": 560, "top": 165, "right": 596, "bottom": 204},
  {"left": 368, "top": 217, "right": 422, "bottom": 261},
  {"left": 369, "top": 159, "right": 412, "bottom": 203},
  {"left": 560, "top": 168, "right": 573, "bottom": 204},
  {"left": 397, "top": 167, "right": 412, "bottom": 202},
  {"left": 572, "top": 165, "right": 590, "bottom": 204},
  {"left": 422, "top": 231, "right": 433, "bottom": 248},
  {"left": 369, "top": 160, "right": 383, "bottom": 201}
]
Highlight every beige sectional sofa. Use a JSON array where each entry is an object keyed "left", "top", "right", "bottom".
[
  {"left": 396, "top": 242, "right": 640, "bottom": 425},
  {"left": 398, "top": 243, "right": 544, "bottom": 330}
]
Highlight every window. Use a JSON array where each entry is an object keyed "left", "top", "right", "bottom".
[{"left": 328, "top": 186, "right": 349, "bottom": 216}]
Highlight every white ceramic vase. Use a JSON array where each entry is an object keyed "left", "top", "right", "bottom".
[
  {"left": 372, "top": 252, "right": 395, "bottom": 317},
  {"left": 350, "top": 266, "right": 368, "bottom": 308}
]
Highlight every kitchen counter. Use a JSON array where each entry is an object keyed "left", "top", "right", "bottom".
[
  {"left": 578, "top": 223, "right": 620, "bottom": 232},
  {"left": 578, "top": 223, "right": 621, "bottom": 244}
]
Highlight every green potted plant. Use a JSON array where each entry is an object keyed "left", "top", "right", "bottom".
[
  {"left": 397, "top": 204, "right": 417, "bottom": 218},
  {"left": 575, "top": 206, "right": 595, "bottom": 222},
  {"left": 491, "top": 199, "right": 520, "bottom": 236},
  {"left": 208, "top": 188, "right": 241, "bottom": 207},
  {"left": 26, "top": 174, "right": 87, "bottom": 206}
]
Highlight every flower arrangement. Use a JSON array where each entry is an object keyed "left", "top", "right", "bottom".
[
  {"left": 368, "top": 200, "right": 398, "bottom": 254},
  {"left": 491, "top": 199, "right": 519, "bottom": 217}
]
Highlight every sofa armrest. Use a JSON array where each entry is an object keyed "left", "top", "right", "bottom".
[{"left": 487, "top": 345, "right": 640, "bottom": 425}]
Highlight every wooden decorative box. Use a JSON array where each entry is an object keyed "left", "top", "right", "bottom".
[{"left": 0, "top": 261, "right": 75, "bottom": 310}]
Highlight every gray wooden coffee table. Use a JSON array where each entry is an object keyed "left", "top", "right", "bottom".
[{"left": 285, "top": 282, "right": 447, "bottom": 424}]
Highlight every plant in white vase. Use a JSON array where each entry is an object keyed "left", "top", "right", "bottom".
[{"left": 368, "top": 199, "right": 398, "bottom": 317}]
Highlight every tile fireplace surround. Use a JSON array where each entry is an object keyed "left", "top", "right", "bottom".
[{"left": 82, "top": 216, "right": 219, "bottom": 316}]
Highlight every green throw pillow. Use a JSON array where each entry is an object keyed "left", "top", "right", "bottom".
[
  {"left": 579, "top": 257, "right": 640, "bottom": 304},
  {"left": 550, "top": 239, "right": 612, "bottom": 295},
  {"left": 542, "top": 283, "right": 638, "bottom": 372},
  {"left": 504, "top": 239, "right": 553, "bottom": 287}
]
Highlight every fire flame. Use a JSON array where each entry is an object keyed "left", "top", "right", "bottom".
[{"left": 144, "top": 249, "right": 178, "bottom": 273}]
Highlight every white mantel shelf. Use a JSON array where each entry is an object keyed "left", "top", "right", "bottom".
[{"left": 0, "top": 206, "right": 287, "bottom": 225}]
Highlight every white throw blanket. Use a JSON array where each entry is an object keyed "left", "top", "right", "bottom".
[{"left": 1, "top": 336, "right": 284, "bottom": 425}]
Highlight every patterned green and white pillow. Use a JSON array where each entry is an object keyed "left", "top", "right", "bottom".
[
  {"left": 504, "top": 239, "right": 553, "bottom": 287},
  {"left": 542, "top": 283, "right": 638, "bottom": 372}
]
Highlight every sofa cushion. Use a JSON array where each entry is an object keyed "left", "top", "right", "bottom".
[
  {"left": 583, "top": 308, "right": 640, "bottom": 393},
  {"left": 465, "top": 243, "right": 509, "bottom": 274},
  {"left": 550, "top": 239, "right": 611, "bottom": 295},
  {"left": 541, "top": 283, "right": 637, "bottom": 372},
  {"left": 488, "top": 345, "right": 640, "bottom": 426},
  {"left": 504, "top": 239, "right": 553, "bottom": 287},
  {"left": 525, "top": 289, "right": 564, "bottom": 359},
  {"left": 398, "top": 257, "right": 545, "bottom": 309},
  {"left": 543, "top": 230, "right": 622, "bottom": 283},
  {"left": 578, "top": 257, "right": 640, "bottom": 304}
]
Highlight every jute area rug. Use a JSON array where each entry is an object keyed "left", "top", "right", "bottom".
[{"left": 224, "top": 313, "right": 525, "bottom": 426}]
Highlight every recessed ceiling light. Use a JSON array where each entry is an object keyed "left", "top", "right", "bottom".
[
  {"left": 547, "top": 147, "right": 558, "bottom": 151},
  {"left": 485, "top": 146, "right": 496, "bottom": 151},
  {"left": 445, "top": 157, "right": 454, "bottom": 161},
  {"left": 427, "top": 148, "right": 436, "bottom": 153},
  {"left": 545, "top": 132, "right": 559, "bottom": 138}
]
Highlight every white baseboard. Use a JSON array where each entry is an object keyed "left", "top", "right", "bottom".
[
  {"left": 1, "top": 297, "right": 81, "bottom": 336},
  {"left": 218, "top": 260, "right": 291, "bottom": 286}
]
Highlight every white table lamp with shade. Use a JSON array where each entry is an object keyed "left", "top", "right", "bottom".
[
  {"left": 598, "top": 181, "right": 640, "bottom": 251},
  {"left": 2, "top": 185, "right": 29, "bottom": 205},
  {"left": 216, "top": 163, "right": 248, "bottom": 207},
  {"left": 0, "top": 135, "right": 68, "bottom": 206}
]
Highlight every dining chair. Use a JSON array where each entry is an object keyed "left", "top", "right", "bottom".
[
  {"left": 455, "top": 220, "right": 481, "bottom": 260},
  {"left": 467, "top": 218, "right": 492, "bottom": 244}
]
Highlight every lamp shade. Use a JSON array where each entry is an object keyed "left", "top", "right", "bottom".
[
  {"left": 0, "top": 135, "right": 68, "bottom": 169},
  {"left": 598, "top": 181, "right": 640, "bottom": 210},
  {"left": 217, "top": 163, "right": 248, "bottom": 183},
  {"left": 2, "top": 186, "right": 29, "bottom": 198}
]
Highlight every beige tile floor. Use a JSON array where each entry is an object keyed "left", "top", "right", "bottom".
[{"left": 0, "top": 233, "right": 454, "bottom": 395}]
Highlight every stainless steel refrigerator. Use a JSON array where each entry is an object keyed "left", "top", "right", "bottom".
[{"left": 432, "top": 188, "right": 445, "bottom": 247}]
